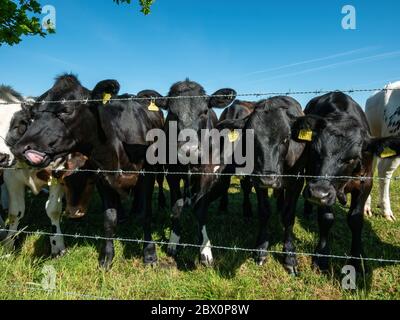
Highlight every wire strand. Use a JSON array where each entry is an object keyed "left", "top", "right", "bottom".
[
  {"left": 2, "top": 228, "right": 399, "bottom": 264},
  {"left": 1, "top": 87, "right": 399, "bottom": 105}
]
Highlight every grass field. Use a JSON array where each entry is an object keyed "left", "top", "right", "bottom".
[{"left": 0, "top": 175, "right": 400, "bottom": 300}]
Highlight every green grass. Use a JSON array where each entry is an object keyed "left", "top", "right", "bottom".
[{"left": 1, "top": 175, "right": 400, "bottom": 300}]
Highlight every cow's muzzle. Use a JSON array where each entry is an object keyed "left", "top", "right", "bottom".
[
  {"left": 303, "top": 181, "right": 336, "bottom": 207},
  {"left": 254, "top": 172, "right": 282, "bottom": 189}
]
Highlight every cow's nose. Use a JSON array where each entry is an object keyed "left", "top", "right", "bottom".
[
  {"left": 304, "top": 182, "right": 336, "bottom": 206},
  {"left": 257, "top": 173, "right": 281, "bottom": 189}
]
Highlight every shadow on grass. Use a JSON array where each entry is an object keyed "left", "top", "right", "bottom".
[
  {"left": 297, "top": 198, "right": 400, "bottom": 293},
  {"left": 7, "top": 183, "right": 400, "bottom": 292}
]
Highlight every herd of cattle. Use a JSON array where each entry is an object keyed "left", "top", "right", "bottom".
[{"left": 0, "top": 75, "right": 400, "bottom": 276}]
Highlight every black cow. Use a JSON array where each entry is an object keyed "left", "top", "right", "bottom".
[
  {"left": 155, "top": 79, "right": 236, "bottom": 265},
  {"left": 218, "top": 96, "right": 306, "bottom": 273},
  {"left": 11, "top": 74, "right": 165, "bottom": 269},
  {"left": 291, "top": 91, "right": 400, "bottom": 271},
  {"left": 218, "top": 101, "right": 255, "bottom": 219}
]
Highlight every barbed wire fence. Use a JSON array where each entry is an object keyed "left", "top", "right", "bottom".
[
  {"left": 1, "top": 85, "right": 400, "bottom": 299},
  {"left": 0, "top": 86, "right": 399, "bottom": 106}
]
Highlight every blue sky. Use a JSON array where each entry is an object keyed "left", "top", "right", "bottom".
[{"left": 1, "top": 0, "right": 400, "bottom": 108}]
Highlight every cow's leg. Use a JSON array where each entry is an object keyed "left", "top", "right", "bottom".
[
  {"left": 97, "top": 181, "right": 119, "bottom": 270},
  {"left": 1, "top": 183, "right": 9, "bottom": 213},
  {"left": 140, "top": 174, "right": 157, "bottom": 265},
  {"left": 303, "top": 200, "right": 313, "bottom": 219},
  {"left": 156, "top": 173, "right": 166, "bottom": 210},
  {"left": 281, "top": 181, "right": 302, "bottom": 275},
  {"left": 0, "top": 184, "right": 8, "bottom": 240},
  {"left": 167, "top": 175, "right": 183, "bottom": 256},
  {"left": 45, "top": 183, "right": 66, "bottom": 257},
  {"left": 2, "top": 173, "right": 25, "bottom": 251},
  {"left": 313, "top": 206, "right": 334, "bottom": 271},
  {"left": 218, "top": 175, "right": 230, "bottom": 213},
  {"left": 377, "top": 157, "right": 400, "bottom": 221},
  {"left": 347, "top": 183, "right": 371, "bottom": 272},
  {"left": 364, "top": 156, "right": 378, "bottom": 217},
  {"left": 254, "top": 186, "right": 271, "bottom": 266},
  {"left": 194, "top": 195, "right": 213, "bottom": 266},
  {"left": 241, "top": 177, "right": 253, "bottom": 219}
]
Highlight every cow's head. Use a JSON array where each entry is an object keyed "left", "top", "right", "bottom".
[
  {"left": 159, "top": 79, "right": 236, "bottom": 163},
  {"left": 0, "top": 86, "right": 27, "bottom": 168},
  {"left": 292, "top": 114, "right": 400, "bottom": 206},
  {"left": 11, "top": 74, "right": 97, "bottom": 168},
  {"left": 218, "top": 97, "right": 304, "bottom": 188},
  {"left": 59, "top": 153, "right": 96, "bottom": 219}
]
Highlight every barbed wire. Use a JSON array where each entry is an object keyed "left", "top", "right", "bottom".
[
  {"left": 1, "top": 228, "right": 400, "bottom": 264},
  {"left": 2, "top": 166, "right": 400, "bottom": 181},
  {"left": 0, "top": 87, "right": 399, "bottom": 106}
]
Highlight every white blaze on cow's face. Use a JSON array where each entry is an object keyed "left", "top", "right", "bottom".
[{"left": 0, "top": 94, "right": 23, "bottom": 167}]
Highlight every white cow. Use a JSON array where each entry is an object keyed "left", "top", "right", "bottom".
[
  {"left": 0, "top": 85, "right": 66, "bottom": 255},
  {"left": 365, "top": 81, "right": 400, "bottom": 221}
]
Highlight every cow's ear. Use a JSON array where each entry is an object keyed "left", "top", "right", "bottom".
[
  {"left": 209, "top": 89, "right": 237, "bottom": 109},
  {"left": 217, "top": 118, "right": 248, "bottom": 131},
  {"left": 365, "top": 136, "right": 400, "bottom": 158},
  {"left": 136, "top": 90, "right": 168, "bottom": 110},
  {"left": 92, "top": 80, "right": 120, "bottom": 104},
  {"left": 291, "top": 115, "right": 325, "bottom": 143}
]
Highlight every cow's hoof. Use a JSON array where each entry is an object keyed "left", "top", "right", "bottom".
[
  {"left": 283, "top": 254, "right": 298, "bottom": 276},
  {"left": 51, "top": 249, "right": 67, "bottom": 259},
  {"left": 144, "top": 244, "right": 157, "bottom": 266},
  {"left": 255, "top": 254, "right": 268, "bottom": 266},
  {"left": 363, "top": 205, "right": 373, "bottom": 218},
  {"left": 383, "top": 212, "right": 396, "bottom": 222},
  {"left": 285, "top": 266, "right": 300, "bottom": 277},
  {"left": 99, "top": 257, "right": 113, "bottom": 271},
  {"left": 200, "top": 254, "right": 213, "bottom": 267},
  {"left": 144, "top": 253, "right": 158, "bottom": 266}
]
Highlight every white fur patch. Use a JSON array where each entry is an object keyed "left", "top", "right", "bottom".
[
  {"left": 200, "top": 226, "right": 213, "bottom": 263},
  {"left": 168, "top": 231, "right": 181, "bottom": 253}
]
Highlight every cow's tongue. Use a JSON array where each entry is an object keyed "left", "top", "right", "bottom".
[{"left": 24, "top": 150, "right": 46, "bottom": 165}]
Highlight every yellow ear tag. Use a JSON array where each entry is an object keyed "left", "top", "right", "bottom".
[
  {"left": 48, "top": 176, "right": 59, "bottom": 187},
  {"left": 380, "top": 147, "right": 397, "bottom": 159},
  {"left": 102, "top": 93, "right": 112, "bottom": 105},
  {"left": 298, "top": 129, "right": 313, "bottom": 142},
  {"left": 228, "top": 130, "right": 240, "bottom": 143},
  {"left": 148, "top": 101, "right": 159, "bottom": 112}
]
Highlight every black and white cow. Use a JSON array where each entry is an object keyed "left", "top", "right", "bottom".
[
  {"left": 365, "top": 81, "right": 400, "bottom": 222},
  {"left": 155, "top": 79, "right": 237, "bottom": 264},
  {"left": 218, "top": 101, "right": 255, "bottom": 219},
  {"left": 218, "top": 96, "right": 306, "bottom": 273},
  {"left": 11, "top": 75, "right": 165, "bottom": 269},
  {"left": 0, "top": 85, "right": 94, "bottom": 254},
  {"left": 291, "top": 91, "right": 400, "bottom": 271}
]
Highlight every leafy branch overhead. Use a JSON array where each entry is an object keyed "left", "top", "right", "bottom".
[{"left": 0, "top": 0, "right": 154, "bottom": 46}]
